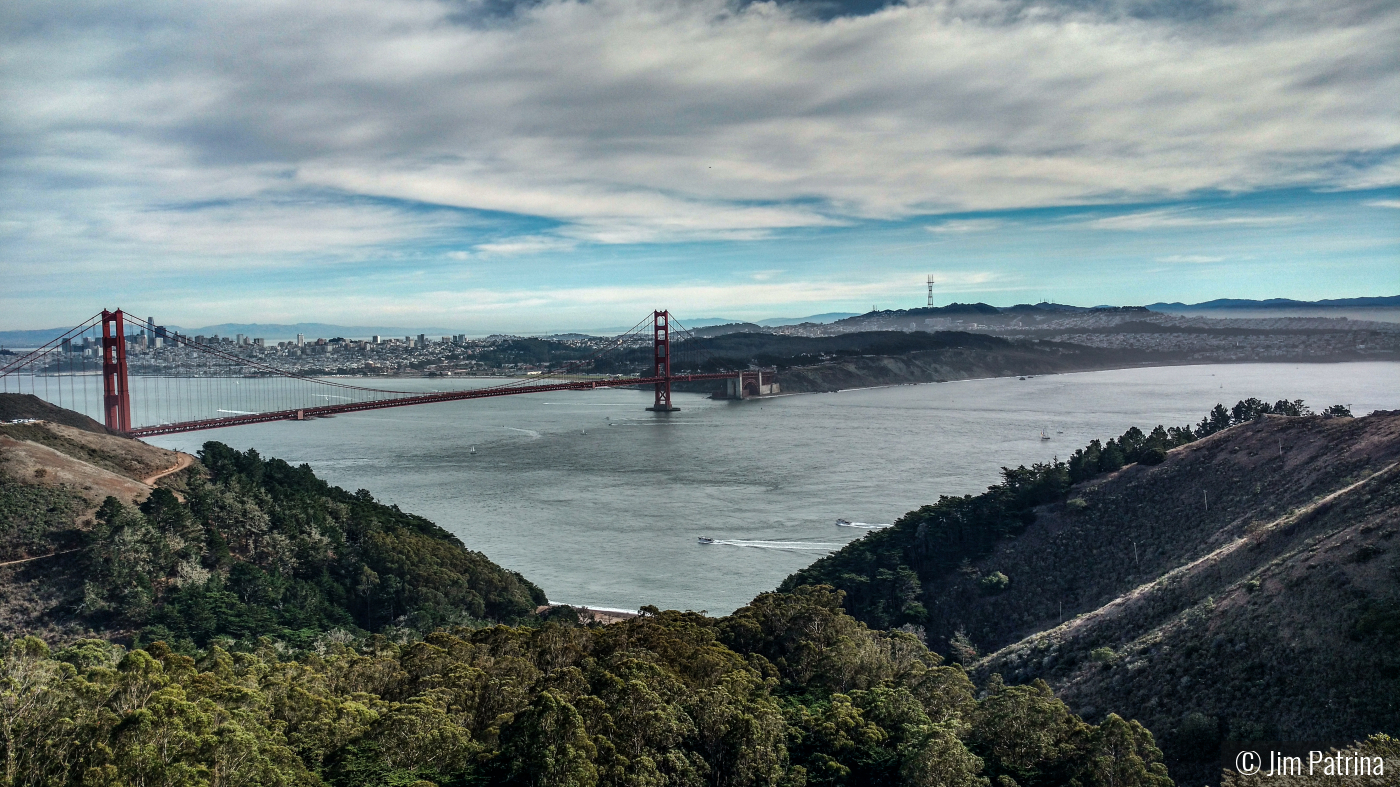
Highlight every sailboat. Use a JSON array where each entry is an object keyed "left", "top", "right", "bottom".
[
  {"left": 469, "top": 445, "right": 477, "bottom": 455},
  {"left": 1040, "top": 427, "right": 1050, "bottom": 441}
]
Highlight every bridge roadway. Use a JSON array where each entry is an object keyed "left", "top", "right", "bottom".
[{"left": 126, "top": 373, "right": 743, "bottom": 438}]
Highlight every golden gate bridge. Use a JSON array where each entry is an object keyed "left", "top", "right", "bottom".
[{"left": 0, "top": 309, "right": 773, "bottom": 437}]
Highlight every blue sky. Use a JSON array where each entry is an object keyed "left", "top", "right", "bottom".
[{"left": 3, "top": 0, "right": 1397, "bottom": 333}]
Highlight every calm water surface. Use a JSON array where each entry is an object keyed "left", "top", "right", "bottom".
[{"left": 146, "top": 362, "right": 1400, "bottom": 615}]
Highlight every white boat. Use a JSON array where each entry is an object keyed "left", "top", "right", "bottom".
[
  {"left": 469, "top": 446, "right": 477, "bottom": 455},
  {"left": 697, "top": 537, "right": 716, "bottom": 544},
  {"left": 1041, "top": 427, "right": 1050, "bottom": 440}
]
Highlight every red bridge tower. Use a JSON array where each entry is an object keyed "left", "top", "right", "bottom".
[
  {"left": 646, "top": 309, "right": 678, "bottom": 412},
  {"left": 100, "top": 309, "right": 132, "bottom": 433}
]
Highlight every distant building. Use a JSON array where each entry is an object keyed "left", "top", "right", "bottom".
[
  {"left": 418, "top": 334, "right": 426, "bottom": 346},
  {"left": 296, "top": 334, "right": 305, "bottom": 347},
  {"left": 372, "top": 335, "right": 381, "bottom": 344}
]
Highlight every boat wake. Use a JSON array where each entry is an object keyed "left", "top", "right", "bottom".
[
  {"left": 835, "top": 519, "right": 892, "bottom": 530},
  {"left": 502, "top": 426, "right": 541, "bottom": 439},
  {"left": 698, "top": 538, "right": 842, "bottom": 551}
]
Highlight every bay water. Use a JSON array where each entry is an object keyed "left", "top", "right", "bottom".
[{"left": 145, "top": 362, "right": 1400, "bottom": 615}]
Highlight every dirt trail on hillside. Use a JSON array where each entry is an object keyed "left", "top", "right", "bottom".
[
  {"left": 0, "top": 549, "right": 81, "bottom": 568},
  {"left": 142, "top": 452, "right": 194, "bottom": 485}
]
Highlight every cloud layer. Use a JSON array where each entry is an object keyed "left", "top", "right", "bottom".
[
  {"left": 8, "top": 0, "right": 1399, "bottom": 243},
  {"left": 2, "top": 0, "right": 1397, "bottom": 327}
]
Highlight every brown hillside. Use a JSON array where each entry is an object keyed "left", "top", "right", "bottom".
[
  {"left": 932, "top": 414, "right": 1400, "bottom": 651},
  {"left": 0, "top": 436, "right": 154, "bottom": 508},
  {"left": 955, "top": 412, "right": 1400, "bottom": 783},
  {"left": 0, "top": 420, "right": 187, "bottom": 489},
  {"left": 0, "top": 392, "right": 112, "bottom": 433}
]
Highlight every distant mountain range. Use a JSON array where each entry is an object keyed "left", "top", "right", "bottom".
[
  {"left": 757, "top": 312, "right": 861, "bottom": 326},
  {"left": 1147, "top": 295, "right": 1400, "bottom": 312},
  {"left": 2, "top": 299, "right": 1394, "bottom": 348}
]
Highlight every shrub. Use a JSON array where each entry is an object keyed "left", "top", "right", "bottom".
[
  {"left": 1175, "top": 712, "right": 1221, "bottom": 761},
  {"left": 1090, "top": 647, "right": 1119, "bottom": 667},
  {"left": 1138, "top": 447, "right": 1168, "bottom": 466},
  {"left": 1066, "top": 498, "right": 1088, "bottom": 512},
  {"left": 979, "top": 571, "right": 1011, "bottom": 595},
  {"left": 950, "top": 629, "right": 979, "bottom": 664}
]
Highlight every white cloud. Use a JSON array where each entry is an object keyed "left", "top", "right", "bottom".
[
  {"left": 1366, "top": 199, "right": 1400, "bottom": 209},
  {"left": 926, "top": 219, "right": 1005, "bottom": 234},
  {"left": 3, "top": 0, "right": 1397, "bottom": 265},
  {"left": 1157, "top": 254, "right": 1227, "bottom": 263},
  {"left": 1082, "top": 209, "right": 1304, "bottom": 231},
  {"left": 470, "top": 235, "right": 579, "bottom": 256}
]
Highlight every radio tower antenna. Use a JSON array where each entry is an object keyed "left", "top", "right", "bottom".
[{"left": 927, "top": 275, "right": 936, "bottom": 307}]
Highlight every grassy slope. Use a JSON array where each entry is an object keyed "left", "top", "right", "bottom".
[
  {"left": 972, "top": 416, "right": 1400, "bottom": 782},
  {"left": 783, "top": 411, "right": 1400, "bottom": 783},
  {"left": 930, "top": 415, "right": 1400, "bottom": 653}
]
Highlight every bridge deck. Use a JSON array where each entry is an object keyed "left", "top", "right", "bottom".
[{"left": 126, "top": 373, "right": 743, "bottom": 437}]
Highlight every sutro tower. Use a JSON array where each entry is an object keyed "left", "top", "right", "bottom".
[{"left": 927, "top": 275, "right": 936, "bottom": 307}]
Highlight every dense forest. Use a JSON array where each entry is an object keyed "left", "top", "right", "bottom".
[
  {"left": 0, "top": 587, "right": 1173, "bottom": 787},
  {"left": 81, "top": 442, "right": 546, "bottom": 649}
]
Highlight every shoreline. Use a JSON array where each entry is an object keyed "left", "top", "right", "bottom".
[{"left": 537, "top": 604, "right": 640, "bottom": 625}]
